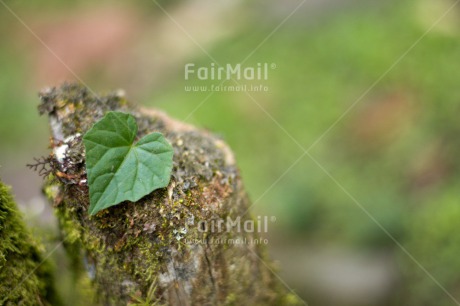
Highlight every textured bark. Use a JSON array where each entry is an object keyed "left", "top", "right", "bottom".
[
  {"left": 0, "top": 180, "right": 61, "bottom": 306},
  {"left": 38, "top": 83, "right": 299, "bottom": 305}
]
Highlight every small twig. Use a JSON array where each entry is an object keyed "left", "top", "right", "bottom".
[{"left": 26, "top": 156, "right": 55, "bottom": 177}]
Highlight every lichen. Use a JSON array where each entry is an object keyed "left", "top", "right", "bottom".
[{"left": 0, "top": 180, "right": 61, "bottom": 306}]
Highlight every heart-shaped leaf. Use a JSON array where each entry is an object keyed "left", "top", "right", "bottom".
[{"left": 83, "top": 111, "right": 173, "bottom": 215}]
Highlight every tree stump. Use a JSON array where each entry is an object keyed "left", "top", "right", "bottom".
[{"left": 38, "top": 83, "right": 299, "bottom": 305}]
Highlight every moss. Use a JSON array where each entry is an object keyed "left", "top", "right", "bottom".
[{"left": 0, "top": 180, "right": 61, "bottom": 305}]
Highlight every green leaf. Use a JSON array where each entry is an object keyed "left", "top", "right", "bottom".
[{"left": 83, "top": 111, "right": 173, "bottom": 215}]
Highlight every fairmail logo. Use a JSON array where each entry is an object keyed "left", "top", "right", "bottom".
[
  {"left": 185, "top": 63, "right": 275, "bottom": 81},
  {"left": 196, "top": 215, "right": 276, "bottom": 234}
]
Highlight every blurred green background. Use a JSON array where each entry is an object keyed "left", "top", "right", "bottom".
[{"left": 1, "top": 0, "right": 460, "bottom": 304}]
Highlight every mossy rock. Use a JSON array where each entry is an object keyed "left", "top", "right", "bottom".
[
  {"left": 38, "top": 83, "right": 300, "bottom": 305},
  {"left": 0, "top": 180, "right": 60, "bottom": 305}
]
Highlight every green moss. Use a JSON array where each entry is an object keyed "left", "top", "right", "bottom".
[{"left": 0, "top": 180, "right": 61, "bottom": 305}]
